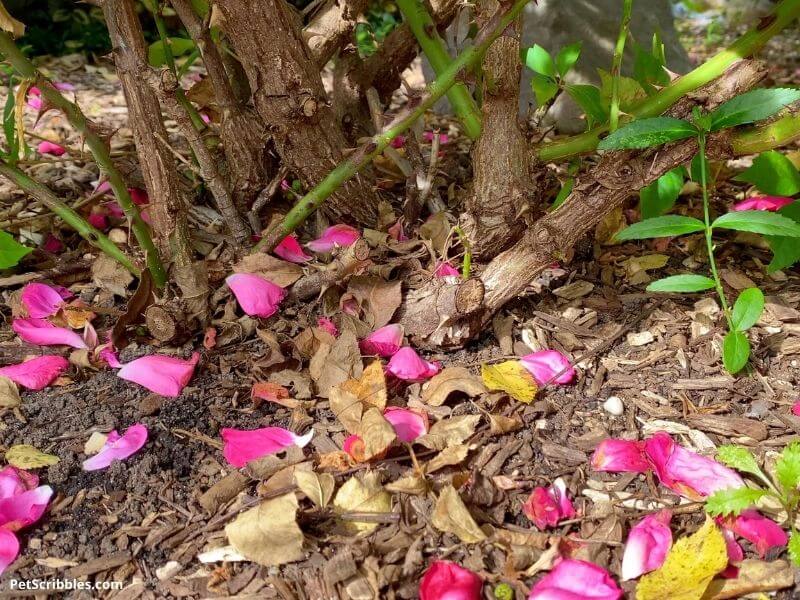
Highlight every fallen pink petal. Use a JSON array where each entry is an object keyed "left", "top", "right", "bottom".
[
  {"left": 621, "top": 510, "right": 672, "bottom": 580},
  {"left": 383, "top": 407, "right": 429, "bottom": 442},
  {"left": 644, "top": 432, "right": 745, "bottom": 500},
  {"left": 360, "top": 324, "right": 404, "bottom": 357},
  {"left": 221, "top": 427, "right": 314, "bottom": 467},
  {"left": 720, "top": 509, "right": 788, "bottom": 558},
  {"left": 82, "top": 424, "right": 149, "bottom": 471},
  {"left": 42, "top": 235, "right": 64, "bottom": 254},
  {"left": 274, "top": 234, "right": 311, "bottom": 263},
  {"left": 129, "top": 187, "right": 149, "bottom": 205},
  {"left": 98, "top": 345, "right": 122, "bottom": 368},
  {"left": 0, "top": 528, "right": 19, "bottom": 575},
  {"left": 20, "top": 283, "right": 67, "bottom": 318},
  {"left": 528, "top": 559, "right": 622, "bottom": 600},
  {"left": 342, "top": 434, "right": 363, "bottom": 460},
  {"left": 720, "top": 527, "right": 744, "bottom": 579},
  {"left": 590, "top": 439, "right": 650, "bottom": 473},
  {"left": 12, "top": 318, "right": 87, "bottom": 349},
  {"left": 732, "top": 196, "right": 794, "bottom": 212},
  {"left": 388, "top": 220, "right": 409, "bottom": 242},
  {"left": 792, "top": 401, "right": 800, "bottom": 417},
  {"left": 36, "top": 141, "right": 66, "bottom": 156},
  {"left": 423, "top": 131, "right": 449, "bottom": 145},
  {"left": 390, "top": 135, "right": 406, "bottom": 149},
  {"left": 0, "top": 355, "right": 69, "bottom": 390},
  {"left": 88, "top": 211, "right": 108, "bottom": 230},
  {"left": 306, "top": 224, "right": 360, "bottom": 253},
  {"left": 419, "top": 560, "right": 482, "bottom": 600},
  {"left": 116, "top": 352, "right": 200, "bottom": 397},
  {"left": 317, "top": 317, "right": 339, "bottom": 337},
  {"left": 434, "top": 261, "right": 460, "bottom": 278},
  {"left": 226, "top": 273, "right": 286, "bottom": 319},
  {"left": 520, "top": 349, "right": 576, "bottom": 386},
  {"left": 0, "top": 484, "right": 53, "bottom": 532},
  {"left": 522, "top": 478, "right": 576, "bottom": 530},
  {"left": 385, "top": 347, "right": 440, "bottom": 381}
]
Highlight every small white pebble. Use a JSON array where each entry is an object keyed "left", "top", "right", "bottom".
[
  {"left": 108, "top": 228, "right": 128, "bottom": 244},
  {"left": 603, "top": 396, "right": 624, "bottom": 416}
]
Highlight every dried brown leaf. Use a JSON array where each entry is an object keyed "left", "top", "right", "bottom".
[
  {"left": 358, "top": 407, "right": 396, "bottom": 460},
  {"left": 334, "top": 472, "right": 392, "bottom": 534},
  {"left": 345, "top": 276, "right": 402, "bottom": 328},
  {"left": 234, "top": 253, "right": 303, "bottom": 288},
  {"left": 0, "top": 375, "right": 20, "bottom": 408},
  {"left": 431, "top": 485, "right": 486, "bottom": 543},
  {"left": 425, "top": 444, "right": 469, "bottom": 473},
  {"left": 418, "top": 414, "right": 480, "bottom": 451},
  {"left": 294, "top": 470, "right": 335, "bottom": 508},
  {"left": 421, "top": 367, "right": 487, "bottom": 407},
  {"left": 310, "top": 331, "right": 362, "bottom": 398}
]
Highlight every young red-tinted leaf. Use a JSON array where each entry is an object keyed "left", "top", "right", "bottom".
[
  {"left": 640, "top": 167, "right": 684, "bottom": 219},
  {"left": 735, "top": 151, "right": 800, "bottom": 197},
  {"left": 555, "top": 42, "right": 582, "bottom": 78},
  {"left": 525, "top": 44, "right": 555, "bottom": 77},
  {"left": 713, "top": 210, "right": 800, "bottom": 237},
  {"left": 709, "top": 88, "right": 800, "bottom": 131},
  {"left": 766, "top": 201, "right": 800, "bottom": 272},
  {"left": 0, "top": 231, "right": 32, "bottom": 269},
  {"left": 731, "top": 287, "right": 765, "bottom": 332},
  {"left": 615, "top": 215, "right": 705, "bottom": 241},
  {"left": 565, "top": 84, "right": 607, "bottom": 126},
  {"left": 789, "top": 531, "right": 800, "bottom": 567},
  {"left": 776, "top": 442, "right": 800, "bottom": 493},
  {"left": 647, "top": 274, "right": 716, "bottom": 293},
  {"left": 722, "top": 330, "right": 750, "bottom": 374},
  {"left": 705, "top": 487, "right": 767, "bottom": 517},
  {"left": 716, "top": 445, "right": 761, "bottom": 477},
  {"left": 598, "top": 117, "right": 697, "bottom": 150}
]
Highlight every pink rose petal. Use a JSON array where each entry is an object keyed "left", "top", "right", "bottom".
[
  {"left": 0, "top": 467, "right": 38, "bottom": 498},
  {"left": 117, "top": 352, "right": 199, "bottom": 397},
  {"left": 317, "top": 317, "right": 339, "bottom": 337},
  {"left": 383, "top": 407, "right": 429, "bottom": 442},
  {"left": 306, "top": 224, "right": 360, "bottom": 253},
  {"left": 719, "top": 509, "right": 788, "bottom": 557},
  {"left": 0, "top": 485, "right": 53, "bottom": 532},
  {"left": 360, "top": 324, "right": 404, "bottom": 357},
  {"left": 528, "top": 559, "right": 622, "bottom": 600},
  {"left": 520, "top": 350, "right": 576, "bottom": 386},
  {"left": 98, "top": 345, "right": 122, "bottom": 368},
  {"left": 719, "top": 527, "right": 744, "bottom": 578},
  {"left": 732, "top": 196, "right": 794, "bottom": 212},
  {"left": 434, "top": 261, "right": 460, "bottom": 278},
  {"left": 0, "top": 528, "right": 19, "bottom": 575},
  {"left": 12, "top": 318, "right": 87, "bottom": 349},
  {"left": 129, "top": 188, "right": 149, "bottom": 205},
  {"left": 621, "top": 510, "right": 672, "bottom": 580},
  {"left": 221, "top": 427, "right": 314, "bottom": 467},
  {"left": 274, "top": 235, "right": 312, "bottom": 263},
  {"left": 37, "top": 141, "right": 66, "bottom": 156},
  {"left": 88, "top": 212, "right": 108, "bottom": 230},
  {"left": 423, "top": 131, "right": 449, "bottom": 145},
  {"left": 522, "top": 478, "right": 576, "bottom": 530},
  {"left": 419, "top": 560, "right": 482, "bottom": 600},
  {"left": 0, "top": 356, "right": 69, "bottom": 390},
  {"left": 792, "top": 401, "right": 800, "bottom": 417},
  {"left": 590, "top": 439, "right": 650, "bottom": 473},
  {"left": 43, "top": 235, "right": 64, "bottom": 254},
  {"left": 385, "top": 347, "right": 440, "bottom": 381},
  {"left": 388, "top": 220, "right": 409, "bottom": 242},
  {"left": 226, "top": 273, "right": 286, "bottom": 319},
  {"left": 82, "top": 424, "right": 149, "bottom": 471},
  {"left": 21, "top": 283, "right": 67, "bottom": 318}
]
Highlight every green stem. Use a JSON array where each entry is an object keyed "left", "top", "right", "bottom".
[
  {"left": 732, "top": 113, "right": 800, "bottom": 154},
  {"left": 537, "top": 0, "right": 800, "bottom": 162},
  {"left": 395, "top": 0, "right": 482, "bottom": 139},
  {"left": 0, "top": 161, "right": 140, "bottom": 276},
  {"left": 0, "top": 31, "right": 167, "bottom": 287},
  {"left": 609, "top": 0, "right": 634, "bottom": 133},
  {"left": 254, "top": 0, "right": 532, "bottom": 252},
  {"left": 697, "top": 133, "right": 732, "bottom": 329}
]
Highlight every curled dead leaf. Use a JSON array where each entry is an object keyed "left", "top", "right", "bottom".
[
  {"left": 431, "top": 484, "right": 487, "bottom": 543},
  {"left": 418, "top": 414, "right": 480, "bottom": 451},
  {"left": 358, "top": 407, "right": 396, "bottom": 460},
  {"left": 0, "top": 375, "right": 20, "bottom": 408},
  {"left": 425, "top": 443, "right": 469, "bottom": 473},
  {"left": 385, "top": 474, "right": 429, "bottom": 496},
  {"left": 421, "top": 367, "right": 487, "bottom": 406},
  {"left": 294, "top": 470, "right": 335, "bottom": 508},
  {"left": 0, "top": 1, "right": 25, "bottom": 37},
  {"left": 310, "top": 331, "right": 362, "bottom": 398},
  {"left": 234, "top": 253, "right": 303, "bottom": 288},
  {"left": 333, "top": 472, "right": 392, "bottom": 534}
]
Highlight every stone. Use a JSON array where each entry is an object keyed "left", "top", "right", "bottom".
[{"left": 603, "top": 395, "right": 624, "bottom": 416}]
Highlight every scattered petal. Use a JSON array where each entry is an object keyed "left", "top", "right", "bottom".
[
  {"left": 128, "top": 187, "right": 149, "bottom": 205},
  {"left": 720, "top": 509, "right": 788, "bottom": 558},
  {"left": 226, "top": 273, "right": 286, "bottom": 318},
  {"left": 88, "top": 212, "right": 108, "bottom": 230},
  {"left": 383, "top": 407, "right": 429, "bottom": 442},
  {"left": 98, "top": 345, "right": 122, "bottom": 368},
  {"left": 36, "top": 141, "right": 65, "bottom": 156},
  {"left": 732, "top": 196, "right": 794, "bottom": 212},
  {"left": 82, "top": 424, "right": 148, "bottom": 471},
  {"left": 522, "top": 478, "right": 576, "bottom": 530},
  {"left": 419, "top": 560, "right": 482, "bottom": 600},
  {"left": 0, "top": 528, "right": 19, "bottom": 575},
  {"left": 20, "top": 283, "right": 66, "bottom": 318},
  {"left": 317, "top": 317, "right": 339, "bottom": 337},
  {"left": 274, "top": 234, "right": 311, "bottom": 263},
  {"left": 12, "top": 318, "right": 87, "bottom": 349},
  {"left": 0, "top": 485, "right": 53, "bottom": 532},
  {"left": 306, "top": 224, "right": 360, "bottom": 253},
  {"left": 221, "top": 427, "right": 313, "bottom": 467},
  {"left": 520, "top": 350, "right": 576, "bottom": 386},
  {"left": 792, "top": 401, "right": 800, "bottom": 417},
  {"left": 0, "top": 356, "right": 68, "bottom": 390},
  {"left": 621, "top": 510, "right": 673, "bottom": 580},
  {"left": 388, "top": 220, "right": 409, "bottom": 242},
  {"left": 386, "top": 347, "right": 440, "bottom": 381},
  {"left": 423, "top": 131, "right": 449, "bottom": 145},
  {"left": 590, "top": 439, "right": 650, "bottom": 473},
  {"left": 528, "top": 559, "right": 622, "bottom": 600},
  {"left": 116, "top": 352, "right": 199, "bottom": 397},
  {"left": 434, "top": 261, "right": 460, "bottom": 278},
  {"left": 42, "top": 235, "right": 64, "bottom": 254},
  {"left": 360, "top": 324, "right": 404, "bottom": 357}
]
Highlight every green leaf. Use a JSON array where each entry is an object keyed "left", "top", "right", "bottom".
[
  {"left": 3, "top": 80, "right": 17, "bottom": 160},
  {"left": 731, "top": 287, "right": 765, "bottom": 332},
  {"left": 615, "top": 215, "right": 705, "bottom": 240},
  {"left": 709, "top": 88, "right": 800, "bottom": 131},
  {"left": 552, "top": 177, "right": 574, "bottom": 209},
  {"left": 717, "top": 445, "right": 762, "bottom": 477},
  {"left": 147, "top": 38, "right": 196, "bottom": 67},
  {"left": 556, "top": 42, "right": 582, "bottom": 78},
  {"left": 705, "top": 487, "right": 768, "bottom": 516},
  {"left": 776, "top": 442, "right": 800, "bottom": 493},
  {"left": 633, "top": 42, "right": 669, "bottom": 94},
  {"left": 713, "top": 210, "right": 800, "bottom": 237},
  {"left": 598, "top": 117, "right": 697, "bottom": 150},
  {"left": 0, "top": 230, "right": 32, "bottom": 269},
  {"left": 565, "top": 84, "right": 607, "bottom": 127},
  {"left": 789, "top": 531, "right": 800, "bottom": 567},
  {"left": 689, "top": 153, "right": 712, "bottom": 184},
  {"left": 531, "top": 73, "right": 558, "bottom": 106},
  {"left": 525, "top": 44, "right": 555, "bottom": 77},
  {"left": 735, "top": 151, "right": 800, "bottom": 196},
  {"left": 598, "top": 69, "right": 646, "bottom": 112},
  {"left": 647, "top": 274, "right": 716, "bottom": 293},
  {"left": 766, "top": 201, "right": 800, "bottom": 272},
  {"left": 723, "top": 330, "right": 750, "bottom": 374},
  {"left": 640, "top": 167, "right": 684, "bottom": 219}
]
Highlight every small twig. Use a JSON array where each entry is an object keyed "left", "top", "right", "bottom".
[{"left": 249, "top": 166, "right": 289, "bottom": 234}]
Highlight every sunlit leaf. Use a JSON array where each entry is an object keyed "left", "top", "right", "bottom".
[{"left": 481, "top": 361, "right": 538, "bottom": 403}]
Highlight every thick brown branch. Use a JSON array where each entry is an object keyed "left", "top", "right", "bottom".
[
  {"left": 289, "top": 238, "right": 371, "bottom": 300},
  {"left": 305, "top": 0, "right": 370, "bottom": 67}
]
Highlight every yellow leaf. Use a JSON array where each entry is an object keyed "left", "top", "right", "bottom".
[
  {"left": 294, "top": 470, "right": 335, "bottom": 508},
  {"left": 334, "top": 472, "right": 392, "bottom": 534},
  {"left": 637, "top": 518, "right": 728, "bottom": 600},
  {"left": 425, "top": 444, "right": 469, "bottom": 474},
  {"left": 481, "top": 361, "right": 538, "bottom": 403},
  {"left": 5, "top": 444, "right": 59, "bottom": 469},
  {"left": 385, "top": 474, "right": 429, "bottom": 496},
  {"left": 341, "top": 359, "right": 387, "bottom": 411},
  {"left": 358, "top": 407, "right": 396, "bottom": 460},
  {"left": 0, "top": 1, "right": 24, "bottom": 38},
  {"left": 225, "top": 493, "right": 305, "bottom": 567},
  {"left": 431, "top": 484, "right": 487, "bottom": 543}
]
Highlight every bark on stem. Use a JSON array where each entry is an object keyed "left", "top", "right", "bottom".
[{"left": 306, "top": 0, "right": 370, "bottom": 67}]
